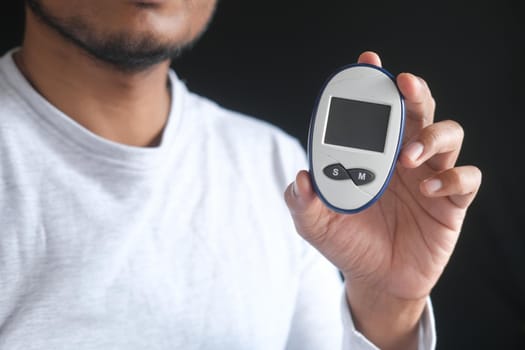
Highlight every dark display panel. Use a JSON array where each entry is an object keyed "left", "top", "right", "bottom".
[{"left": 324, "top": 97, "right": 391, "bottom": 153}]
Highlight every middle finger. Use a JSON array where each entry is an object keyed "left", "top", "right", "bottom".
[{"left": 399, "top": 119, "right": 464, "bottom": 171}]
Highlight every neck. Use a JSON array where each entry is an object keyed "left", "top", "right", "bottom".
[{"left": 15, "top": 10, "right": 172, "bottom": 148}]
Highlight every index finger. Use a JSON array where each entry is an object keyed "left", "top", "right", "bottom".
[{"left": 397, "top": 73, "right": 436, "bottom": 127}]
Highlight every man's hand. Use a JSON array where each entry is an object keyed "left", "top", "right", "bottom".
[{"left": 284, "top": 51, "right": 482, "bottom": 350}]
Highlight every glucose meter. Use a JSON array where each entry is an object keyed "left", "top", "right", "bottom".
[{"left": 308, "top": 63, "right": 405, "bottom": 213}]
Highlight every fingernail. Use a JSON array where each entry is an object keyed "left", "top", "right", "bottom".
[
  {"left": 404, "top": 142, "right": 424, "bottom": 162},
  {"left": 424, "top": 179, "right": 442, "bottom": 193},
  {"left": 292, "top": 181, "right": 299, "bottom": 197}
]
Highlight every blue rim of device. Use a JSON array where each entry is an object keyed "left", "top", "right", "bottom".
[{"left": 307, "top": 63, "right": 405, "bottom": 214}]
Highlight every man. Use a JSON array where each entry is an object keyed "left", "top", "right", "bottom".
[{"left": 0, "top": 1, "right": 481, "bottom": 349}]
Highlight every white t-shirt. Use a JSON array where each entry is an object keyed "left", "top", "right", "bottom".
[{"left": 0, "top": 49, "right": 435, "bottom": 350}]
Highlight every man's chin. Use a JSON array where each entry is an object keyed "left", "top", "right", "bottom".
[
  {"left": 26, "top": 0, "right": 189, "bottom": 73},
  {"left": 79, "top": 37, "right": 184, "bottom": 73}
]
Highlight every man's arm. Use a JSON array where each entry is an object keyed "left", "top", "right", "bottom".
[
  {"left": 344, "top": 284, "right": 425, "bottom": 349},
  {"left": 341, "top": 289, "right": 436, "bottom": 350},
  {"left": 284, "top": 51, "right": 481, "bottom": 349},
  {"left": 283, "top": 239, "right": 436, "bottom": 350}
]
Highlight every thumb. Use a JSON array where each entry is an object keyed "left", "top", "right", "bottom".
[{"left": 284, "top": 170, "right": 328, "bottom": 241}]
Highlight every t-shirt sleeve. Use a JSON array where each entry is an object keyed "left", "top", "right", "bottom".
[
  {"left": 340, "top": 290, "right": 437, "bottom": 349},
  {"left": 284, "top": 245, "right": 345, "bottom": 350}
]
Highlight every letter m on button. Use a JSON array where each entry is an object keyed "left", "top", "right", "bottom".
[{"left": 348, "top": 168, "right": 375, "bottom": 186}]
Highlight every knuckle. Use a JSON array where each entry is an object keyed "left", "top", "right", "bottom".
[
  {"left": 447, "top": 166, "right": 482, "bottom": 194},
  {"left": 421, "top": 96, "right": 436, "bottom": 123},
  {"left": 448, "top": 119, "right": 464, "bottom": 140},
  {"left": 283, "top": 184, "right": 294, "bottom": 206},
  {"left": 440, "top": 119, "right": 464, "bottom": 141},
  {"left": 474, "top": 166, "right": 483, "bottom": 179},
  {"left": 422, "top": 119, "right": 464, "bottom": 150},
  {"left": 428, "top": 96, "right": 436, "bottom": 113},
  {"left": 471, "top": 165, "right": 483, "bottom": 186},
  {"left": 421, "top": 124, "right": 441, "bottom": 149},
  {"left": 448, "top": 168, "right": 464, "bottom": 186}
]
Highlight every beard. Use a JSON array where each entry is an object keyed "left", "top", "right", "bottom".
[{"left": 25, "top": 0, "right": 195, "bottom": 72}]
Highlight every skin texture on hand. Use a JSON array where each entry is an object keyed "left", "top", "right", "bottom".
[{"left": 284, "top": 51, "right": 482, "bottom": 350}]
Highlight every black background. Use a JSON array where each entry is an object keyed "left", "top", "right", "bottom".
[{"left": 2, "top": 1, "right": 523, "bottom": 348}]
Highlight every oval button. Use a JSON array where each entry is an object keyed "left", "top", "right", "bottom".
[
  {"left": 347, "top": 168, "right": 375, "bottom": 186},
  {"left": 323, "top": 164, "right": 351, "bottom": 180}
]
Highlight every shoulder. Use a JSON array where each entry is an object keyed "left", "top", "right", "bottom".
[
  {"left": 185, "top": 85, "right": 297, "bottom": 138},
  {"left": 184, "top": 86, "right": 307, "bottom": 189},
  {"left": 0, "top": 49, "right": 33, "bottom": 126},
  {"left": 180, "top": 81, "right": 307, "bottom": 169},
  {"left": 0, "top": 65, "right": 27, "bottom": 141}
]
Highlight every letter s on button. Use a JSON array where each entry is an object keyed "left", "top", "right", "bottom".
[{"left": 323, "top": 164, "right": 351, "bottom": 180}]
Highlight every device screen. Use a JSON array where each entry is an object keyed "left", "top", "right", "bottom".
[{"left": 323, "top": 97, "right": 391, "bottom": 153}]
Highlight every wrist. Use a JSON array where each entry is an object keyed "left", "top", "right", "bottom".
[{"left": 345, "top": 281, "right": 427, "bottom": 350}]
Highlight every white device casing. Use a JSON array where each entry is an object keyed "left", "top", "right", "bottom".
[{"left": 308, "top": 64, "right": 405, "bottom": 213}]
